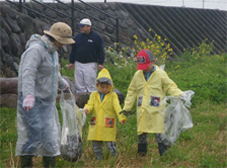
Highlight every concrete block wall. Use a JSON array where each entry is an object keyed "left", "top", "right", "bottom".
[{"left": 0, "top": 1, "right": 226, "bottom": 78}]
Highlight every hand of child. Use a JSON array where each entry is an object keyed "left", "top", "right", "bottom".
[
  {"left": 120, "top": 120, "right": 125, "bottom": 125},
  {"left": 120, "top": 110, "right": 134, "bottom": 117},
  {"left": 119, "top": 110, "right": 127, "bottom": 115},
  {"left": 84, "top": 109, "right": 89, "bottom": 116}
]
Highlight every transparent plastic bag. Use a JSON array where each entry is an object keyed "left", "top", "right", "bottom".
[
  {"left": 60, "top": 90, "right": 86, "bottom": 162},
  {"left": 159, "top": 90, "right": 195, "bottom": 145}
]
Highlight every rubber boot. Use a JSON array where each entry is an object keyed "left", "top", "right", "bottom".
[
  {"left": 20, "top": 155, "right": 33, "bottom": 168},
  {"left": 158, "top": 143, "right": 168, "bottom": 156},
  {"left": 43, "top": 156, "right": 56, "bottom": 168},
  {"left": 137, "top": 143, "right": 148, "bottom": 157},
  {"left": 111, "top": 151, "right": 118, "bottom": 157}
]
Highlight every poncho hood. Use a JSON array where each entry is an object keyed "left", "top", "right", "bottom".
[{"left": 25, "top": 34, "right": 58, "bottom": 54}]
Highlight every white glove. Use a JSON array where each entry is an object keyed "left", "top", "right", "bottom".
[{"left": 23, "top": 94, "right": 35, "bottom": 111}]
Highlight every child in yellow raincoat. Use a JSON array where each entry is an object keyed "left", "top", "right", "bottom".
[
  {"left": 84, "top": 68, "right": 127, "bottom": 160},
  {"left": 122, "top": 49, "right": 184, "bottom": 156}
]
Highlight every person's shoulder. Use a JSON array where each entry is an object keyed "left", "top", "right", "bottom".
[
  {"left": 154, "top": 67, "right": 169, "bottom": 79},
  {"left": 128, "top": 70, "right": 142, "bottom": 81},
  {"left": 88, "top": 91, "right": 97, "bottom": 99},
  {"left": 111, "top": 91, "right": 118, "bottom": 96},
  {"left": 75, "top": 33, "right": 83, "bottom": 38},
  {"left": 155, "top": 66, "right": 167, "bottom": 74},
  {"left": 91, "top": 30, "right": 102, "bottom": 38},
  {"left": 21, "top": 43, "right": 46, "bottom": 62},
  {"left": 26, "top": 43, "right": 45, "bottom": 54},
  {"left": 108, "top": 92, "right": 118, "bottom": 100},
  {"left": 134, "top": 70, "right": 142, "bottom": 76}
]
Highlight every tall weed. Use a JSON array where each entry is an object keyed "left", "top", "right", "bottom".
[{"left": 183, "top": 39, "right": 215, "bottom": 60}]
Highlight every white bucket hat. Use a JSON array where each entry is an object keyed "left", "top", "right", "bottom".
[{"left": 43, "top": 22, "right": 75, "bottom": 45}]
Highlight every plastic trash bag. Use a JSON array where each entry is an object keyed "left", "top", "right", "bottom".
[
  {"left": 60, "top": 90, "right": 86, "bottom": 162},
  {"left": 159, "top": 90, "right": 195, "bottom": 146}
]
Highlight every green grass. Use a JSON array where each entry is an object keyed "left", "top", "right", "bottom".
[
  {"left": 0, "top": 53, "right": 227, "bottom": 167},
  {"left": 165, "top": 54, "right": 227, "bottom": 105}
]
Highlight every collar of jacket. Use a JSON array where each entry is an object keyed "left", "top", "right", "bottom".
[
  {"left": 143, "top": 65, "right": 156, "bottom": 81},
  {"left": 98, "top": 90, "right": 111, "bottom": 95}
]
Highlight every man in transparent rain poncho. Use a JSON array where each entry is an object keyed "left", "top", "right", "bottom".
[
  {"left": 16, "top": 22, "right": 75, "bottom": 167},
  {"left": 121, "top": 49, "right": 194, "bottom": 157}
]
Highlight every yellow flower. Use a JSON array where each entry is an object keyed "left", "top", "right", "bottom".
[
  {"left": 149, "top": 28, "right": 152, "bottom": 32},
  {"left": 133, "top": 35, "right": 137, "bottom": 38}
]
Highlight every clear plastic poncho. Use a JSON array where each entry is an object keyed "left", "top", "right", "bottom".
[
  {"left": 60, "top": 90, "right": 86, "bottom": 162},
  {"left": 16, "top": 94, "right": 61, "bottom": 156},
  {"left": 158, "top": 90, "right": 195, "bottom": 146}
]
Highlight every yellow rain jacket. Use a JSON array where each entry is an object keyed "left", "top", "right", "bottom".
[
  {"left": 84, "top": 68, "right": 127, "bottom": 142},
  {"left": 123, "top": 65, "right": 183, "bottom": 134}
]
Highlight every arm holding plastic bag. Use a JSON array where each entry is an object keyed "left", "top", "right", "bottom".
[
  {"left": 159, "top": 65, "right": 194, "bottom": 145},
  {"left": 58, "top": 72, "right": 70, "bottom": 91}
]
